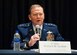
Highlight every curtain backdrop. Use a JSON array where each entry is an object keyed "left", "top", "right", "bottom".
[{"left": 0, "top": 0, "right": 77, "bottom": 49}]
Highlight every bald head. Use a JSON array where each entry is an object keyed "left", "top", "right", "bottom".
[{"left": 29, "top": 4, "right": 44, "bottom": 14}]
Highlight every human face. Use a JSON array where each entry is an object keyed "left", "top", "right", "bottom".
[{"left": 29, "top": 7, "right": 45, "bottom": 26}]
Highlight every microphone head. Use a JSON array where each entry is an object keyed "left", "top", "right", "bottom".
[{"left": 35, "top": 25, "right": 40, "bottom": 29}]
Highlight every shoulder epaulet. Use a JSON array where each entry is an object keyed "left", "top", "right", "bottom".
[
  {"left": 45, "top": 23, "right": 56, "bottom": 27},
  {"left": 18, "top": 23, "right": 30, "bottom": 27}
]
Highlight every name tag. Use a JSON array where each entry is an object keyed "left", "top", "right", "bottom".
[{"left": 39, "top": 41, "right": 71, "bottom": 53}]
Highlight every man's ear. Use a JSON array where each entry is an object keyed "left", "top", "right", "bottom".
[{"left": 28, "top": 15, "right": 31, "bottom": 20}]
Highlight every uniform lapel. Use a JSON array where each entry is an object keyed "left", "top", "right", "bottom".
[
  {"left": 28, "top": 23, "right": 35, "bottom": 37},
  {"left": 40, "top": 23, "right": 48, "bottom": 41}
]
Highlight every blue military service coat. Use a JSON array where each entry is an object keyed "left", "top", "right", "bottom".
[{"left": 14, "top": 22, "right": 64, "bottom": 49}]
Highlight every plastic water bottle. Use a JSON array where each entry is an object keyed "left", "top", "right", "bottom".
[{"left": 13, "top": 31, "right": 20, "bottom": 51}]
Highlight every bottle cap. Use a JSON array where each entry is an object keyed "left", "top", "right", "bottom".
[{"left": 16, "top": 30, "right": 19, "bottom": 33}]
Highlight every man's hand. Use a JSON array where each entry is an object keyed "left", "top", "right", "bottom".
[{"left": 28, "top": 34, "right": 40, "bottom": 47}]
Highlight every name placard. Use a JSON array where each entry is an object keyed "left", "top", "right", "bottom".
[{"left": 39, "top": 41, "right": 71, "bottom": 53}]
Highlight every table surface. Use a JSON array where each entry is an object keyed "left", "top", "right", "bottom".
[{"left": 0, "top": 49, "right": 77, "bottom": 54}]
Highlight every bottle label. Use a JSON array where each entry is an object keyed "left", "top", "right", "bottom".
[{"left": 14, "top": 38, "right": 20, "bottom": 42}]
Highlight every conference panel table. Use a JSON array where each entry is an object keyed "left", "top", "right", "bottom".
[{"left": 0, "top": 49, "right": 77, "bottom": 55}]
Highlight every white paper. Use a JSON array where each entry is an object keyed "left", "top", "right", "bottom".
[{"left": 39, "top": 41, "right": 71, "bottom": 53}]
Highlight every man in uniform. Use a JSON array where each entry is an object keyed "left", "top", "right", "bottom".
[{"left": 13, "top": 4, "right": 64, "bottom": 49}]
